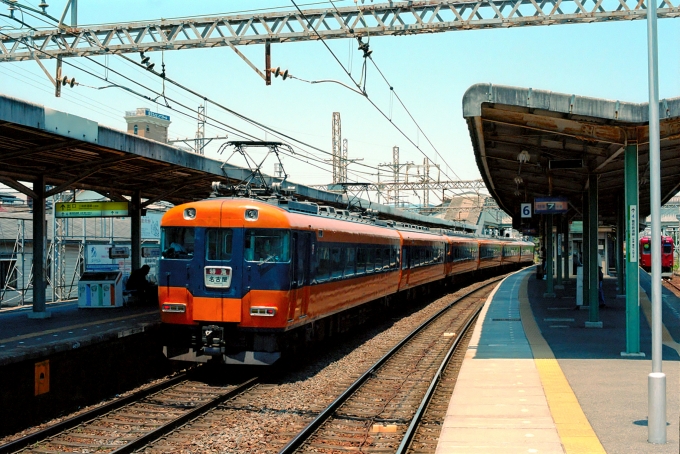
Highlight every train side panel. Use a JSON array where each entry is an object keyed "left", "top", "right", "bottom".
[
  {"left": 446, "top": 237, "right": 480, "bottom": 276},
  {"left": 159, "top": 197, "right": 535, "bottom": 365},
  {"left": 397, "top": 229, "right": 447, "bottom": 291},
  {"left": 478, "top": 239, "right": 503, "bottom": 269}
]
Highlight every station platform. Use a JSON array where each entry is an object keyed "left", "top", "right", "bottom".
[
  {"left": 0, "top": 301, "right": 160, "bottom": 366},
  {"left": 436, "top": 267, "right": 680, "bottom": 454}
]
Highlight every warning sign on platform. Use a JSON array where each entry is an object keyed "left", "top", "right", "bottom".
[{"left": 55, "top": 202, "right": 129, "bottom": 218}]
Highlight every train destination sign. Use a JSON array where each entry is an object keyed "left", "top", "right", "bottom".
[
  {"left": 534, "top": 197, "right": 569, "bottom": 214},
  {"left": 55, "top": 202, "right": 130, "bottom": 218}
]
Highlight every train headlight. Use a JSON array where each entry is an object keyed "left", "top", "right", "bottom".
[
  {"left": 245, "top": 209, "right": 259, "bottom": 221},
  {"left": 184, "top": 208, "right": 196, "bottom": 220}
]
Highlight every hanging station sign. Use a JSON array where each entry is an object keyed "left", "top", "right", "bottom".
[
  {"left": 55, "top": 202, "right": 130, "bottom": 218},
  {"left": 534, "top": 197, "right": 569, "bottom": 214}
]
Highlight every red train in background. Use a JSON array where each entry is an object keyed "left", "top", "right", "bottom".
[
  {"left": 158, "top": 196, "right": 535, "bottom": 365},
  {"left": 639, "top": 235, "right": 675, "bottom": 277}
]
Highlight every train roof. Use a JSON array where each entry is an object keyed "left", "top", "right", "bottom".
[
  {"left": 640, "top": 235, "right": 674, "bottom": 242},
  {"left": 162, "top": 197, "right": 534, "bottom": 245}
]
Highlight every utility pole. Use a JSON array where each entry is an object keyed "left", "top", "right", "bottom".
[
  {"left": 342, "top": 138, "right": 348, "bottom": 183},
  {"left": 328, "top": 114, "right": 361, "bottom": 186},
  {"left": 195, "top": 103, "right": 206, "bottom": 155},
  {"left": 405, "top": 158, "right": 441, "bottom": 212},
  {"left": 168, "top": 101, "right": 227, "bottom": 153},
  {"left": 379, "top": 146, "right": 413, "bottom": 208},
  {"left": 332, "top": 112, "right": 341, "bottom": 184}
]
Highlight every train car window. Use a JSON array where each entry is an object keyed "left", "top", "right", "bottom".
[
  {"left": 244, "top": 229, "right": 290, "bottom": 263},
  {"left": 205, "top": 229, "right": 233, "bottom": 261},
  {"left": 316, "top": 246, "right": 330, "bottom": 281},
  {"left": 383, "top": 248, "right": 391, "bottom": 270},
  {"left": 375, "top": 248, "right": 383, "bottom": 271},
  {"left": 366, "top": 248, "right": 375, "bottom": 273},
  {"left": 345, "top": 247, "right": 356, "bottom": 277},
  {"left": 642, "top": 242, "right": 651, "bottom": 253},
  {"left": 393, "top": 246, "right": 399, "bottom": 269},
  {"left": 402, "top": 247, "right": 408, "bottom": 270},
  {"left": 356, "top": 247, "right": 367, "bottom": 274},
  {"left": 161, "top": 227, "right": 195, "bottom": 259},
  {"left": 331, "top": 247, "right": 343, "bottom": 278}
]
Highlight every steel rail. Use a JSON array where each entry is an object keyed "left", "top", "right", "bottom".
[
  {"left": 395, "top": 304, "right": 482, "bottom": 453},
  {"left": 109, "top": 376, "right": 258, "bottom": 454},
  {"left": 0, "top": 373, "right": 188, "bottom": 454},
  {"left": 278, "top": 276, "right": 503, "bottom": 454}
]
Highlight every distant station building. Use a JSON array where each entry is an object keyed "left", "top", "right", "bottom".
[{"left": 124, "top": 108, "right": 171, "bottom": 143}]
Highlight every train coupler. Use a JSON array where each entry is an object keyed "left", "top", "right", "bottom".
[{"left": 201, "top": 325, "right": 225, "bottom": 356}]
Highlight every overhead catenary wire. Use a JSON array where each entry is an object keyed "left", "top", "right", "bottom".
[
  {"left": 325, "top": 0, "right": 457, "bottom": 179},
  {"left": 3, "top": 2, "right": 479, "bottom": 201},
  {"left": 291, "top": 0, "right": 479, "bottom": 205},
  {"left": 367, "top": 56, "right": 460, "bottom": 181},
  {"left": 4, "top": 0, "right": 454, "bottom": 188},
  {"left": 0, "top": 29, "right": 364, "bottom": 183},
  {"left": 0, "top": 21, "right": 415, "bottom": 184}
]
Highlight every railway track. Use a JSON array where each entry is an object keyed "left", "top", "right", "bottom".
[
  {"left": 1, "top": 274, "right": 508, "bottom": 454},
  {"left": 0, "top": 372, "right": 257, "bottom": 454},
  {"left": 662, "top": 275, "right": 680, "bottom": 293},
  {"left": 279, "top": 277, "right": 501, "bottom": 454}
]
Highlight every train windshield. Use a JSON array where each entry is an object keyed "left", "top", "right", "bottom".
[
  {"left": 642, "top": 242, "right": 651, "bottom": 254},
  {"left": 244, "top": 229, "right": 290, "bottom": 263},
  {"left": 664, "top": 243, "right": 673, "bottom": 254},
  {"left": 161, "top": 227, "right": 195, "bottom": 259},
  {"left": 206, "top": 229, "right": 233, "bottom": 261}
]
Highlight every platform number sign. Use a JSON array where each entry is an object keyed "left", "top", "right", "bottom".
[{"left": 521, "top": 203, "right": 532, "bottom": 218}]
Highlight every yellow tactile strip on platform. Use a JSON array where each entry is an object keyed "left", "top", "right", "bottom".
[{"left": 518, "top": 275, "right": 606, "bottom": 454}]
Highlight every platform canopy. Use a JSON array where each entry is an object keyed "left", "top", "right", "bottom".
[{"left": 463, "top": 84, "right": 680, "bottom": 224}]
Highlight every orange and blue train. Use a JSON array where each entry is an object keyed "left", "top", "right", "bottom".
[{"left": 158, "top": 197, "right": 534, "bottom": 365}]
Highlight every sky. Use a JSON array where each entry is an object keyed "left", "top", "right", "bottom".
[{"left": 1, "top": 0, "right": 679, "bottom": 207}]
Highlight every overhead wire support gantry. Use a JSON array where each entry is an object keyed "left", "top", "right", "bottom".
[
  {"left": 312, "top": 178, "right": 487, "bottom": 193},
  {"left": 1, "top": 0, "right": 679, "bottom": 62}
]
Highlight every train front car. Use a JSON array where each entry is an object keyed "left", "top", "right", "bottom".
[
  {"left": 159, "top": 198, "right": 298, "bottom": 365},
  {"left": 639, "top": 235, "right": 675, "bottom": 276},
  {"left": 159, "top": 198, "right": 404, "bottom": 365},
  {"left": 662, "top": 236, "right": 675, "bottom": 276}
]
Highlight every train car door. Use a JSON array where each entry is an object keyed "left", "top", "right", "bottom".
[
  {"left": 399, "top": 244, "right": 410, "bottom": 289},
  {"left": 290, "top": 231, "right": 311, "bottom": 320},
  {"left": 205, "top": 201, "right": 242, "bottom": 322}
]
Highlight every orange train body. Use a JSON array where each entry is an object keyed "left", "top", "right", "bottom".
[{"left": 158, "top": 198, "right": 534, "bottom": 365}]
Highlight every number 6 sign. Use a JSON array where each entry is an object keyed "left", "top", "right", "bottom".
[{"left": 521, "top": 203, "right": 532, "bottom": 218}]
